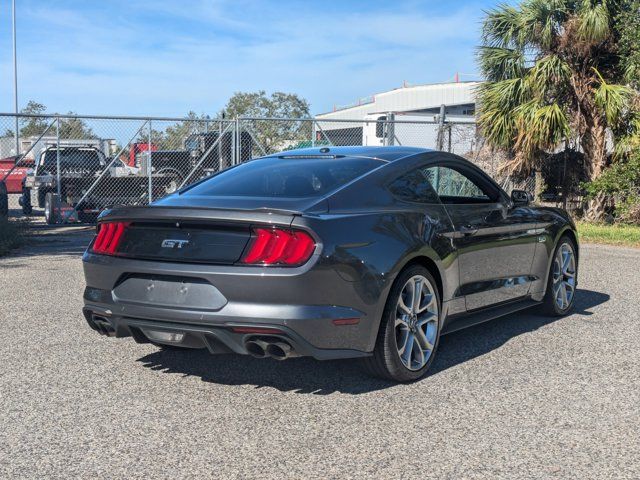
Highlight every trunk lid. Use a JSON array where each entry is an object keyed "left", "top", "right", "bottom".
[
  {"left": 97, "top": 204, "right": 304, "bottom": 264},
  {"left": 117, "top": 221, "right": 251, "bottom": 264}
]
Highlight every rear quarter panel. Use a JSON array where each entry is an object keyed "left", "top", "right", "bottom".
[
  {"left": 529, "top": 206, "right": 579, "bottom": 300},
  {"left": 294, "top": 154, "right": 459, "bottom": 350}
]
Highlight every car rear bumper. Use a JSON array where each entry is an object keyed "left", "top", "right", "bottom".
[
  {"left": 82, "top": 307, "right": 369, "bottom": 360},
  {"left": 82, "top": 251, "right": 389, "bottom": 357}
]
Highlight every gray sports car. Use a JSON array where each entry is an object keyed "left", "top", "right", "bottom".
[{"left": 82, "top": 146, "right": 578, "bottom": 382}]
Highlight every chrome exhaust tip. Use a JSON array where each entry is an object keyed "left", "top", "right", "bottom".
[
  {"left": 245, "top": 340, "right": 269, "bottom": 359},
  {"left": 265, "top": 341, "right": 292, "bottom": 361}
]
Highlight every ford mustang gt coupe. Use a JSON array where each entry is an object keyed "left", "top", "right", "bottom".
[{"left": 82, "top": 146, "right": 578, "bottom": 382}]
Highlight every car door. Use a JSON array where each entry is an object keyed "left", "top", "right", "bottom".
[{"left": 425, "top": 160, "right": 539, "bottom": 311}]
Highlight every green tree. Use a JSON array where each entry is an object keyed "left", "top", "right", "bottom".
[
  {"left": 222, "top": 91, "right": 311, "bottom": 152},
  {"left": 19, "top": 101, "right": 50, "bottom": 137},
  {"left": 163, "top": 111, "right": 210, "bottom": 149},
  {"left": 617, "top": 0, "right": 640, "bottom": 87},
  {"left": 585, "top": 150, "right": 640, "bottom": 222},
  {"left": 17, "top": 102, "right": 97, "bottom": 140},
  {"left": 222, "top": 91, "right": 310, "bottom": 119},
  {"left": 585, "top": 1, "right": 640, "bottom": 222},
  {"left": 58, "top": 112, "right": 97, "bottom": 139},
  {"left": 135, "top": 112, "right": 211, "bottom": 150},
  {"left": 140, "top": 128, "right": 167, "bottom": 148},
  {"left": 477, "top": 0, "right": 639, "bottom": 219}
]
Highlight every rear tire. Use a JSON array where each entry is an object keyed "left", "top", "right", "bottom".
[
  {"left": 20, "top": 186, "right": 32, "bottom": 215},
  {"left": 363, "top": 265, "right": 441, "bottom": 382},
  {"left": 0, "top": 181, "right": 8, "bottom": 217},
  {"left": 44, "top": 192, "right": 59, "bottom": 225},
  {"left": 37, "top": 189, "right": 47, "bottom": 208},
  {"left": 540, "top": 235, "right": 578, "bottom": 316}
]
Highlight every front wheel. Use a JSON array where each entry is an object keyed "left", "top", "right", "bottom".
[
  {"left": 44, "top": 192, "right": 59, "bottom": 225},
  {"left": 540, "top": 236, "right": 578, "bottom": 316},
  {"left": 20, "top": 186, "right": 32, "bottom": 215},
  {"left": 363, "top": 265, "right": 441, "bottom": 382}
]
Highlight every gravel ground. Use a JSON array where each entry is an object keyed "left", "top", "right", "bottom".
[{"left": 0, "top": 228, "right": 638, "bottom": 479}]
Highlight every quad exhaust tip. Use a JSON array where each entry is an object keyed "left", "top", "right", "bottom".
[
  {"left": 245, "top": 339, "right": 294, "bottom": 360},
  {"left": 245, "top": 340, "right": 269, "bottom": 359},
  {"left": 265, "top": 342, "right": 291, "bottom": 360}
]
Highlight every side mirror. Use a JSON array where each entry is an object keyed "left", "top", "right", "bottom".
[{"left": 511, "top": 189, "right": 533, "bottom": 206}]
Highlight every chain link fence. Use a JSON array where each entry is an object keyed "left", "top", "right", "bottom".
[{"left": 0, "top": 112, "right": 535, "bottom": 224}]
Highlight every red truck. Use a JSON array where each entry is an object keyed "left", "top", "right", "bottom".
[
  {"left": 0, "top": 155, "right": 34, "bottom": 216},
  {"left": 128, "top": 142, "right": 157, "bottom": 167}
]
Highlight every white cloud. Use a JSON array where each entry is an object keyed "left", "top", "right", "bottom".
[{"left": 0, "top": 0, "right": 482, "bottom": 117}]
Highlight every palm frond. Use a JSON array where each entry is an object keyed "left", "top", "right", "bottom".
[
  {"left": 577, "top": 0, "right": 611, "bottom": 43},
  {"left": 593, "top": 67, "right": 634, "bottom": 124},
  {"left": 526, "top": 54, "right": 572, "bottom": 97},
  {"left": 623, "top": 63, "right": 639, "bottom": 85},
  {"left": 477, "top": 46, "right": 526, "bottom": 81},
  {"left": 481, "top": 4, "right": 525, "bottom": 47},
  {"left": 521, "top": 0, "right": 569, "bottom": 49},
  {"left": 514, "top": 101, "right": 570, "bottom": 155},
  {"left": 478, "top": 78, "right": 529, "bottom": 108},
  {"left": 478, "top": 107, "right": 518, "bottom": 149},
  {"left": 477, "top": 79, "right": 532, "bottom": 149}
]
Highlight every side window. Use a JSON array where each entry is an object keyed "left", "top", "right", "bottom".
[
  {"left": 388, "top": 168, "right": 440, "bottom": 204},
  {"left": 424, "top": 166, "right": 493, "bottom": 204}
]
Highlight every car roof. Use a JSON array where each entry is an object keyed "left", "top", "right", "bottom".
[{"left": 268, "top": 146, "right": 433, "bottom": 162}]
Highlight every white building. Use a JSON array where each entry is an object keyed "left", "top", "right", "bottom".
[
  {"left": 316, "top": 81, "right": 480, "bottom": 121},
  {"left": 315, "top": 81, "right": 481, "bottom": 154}
]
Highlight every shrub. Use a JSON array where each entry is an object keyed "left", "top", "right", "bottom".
[{"left": 584, "top": 153, "right": 640, "bottom": 223}]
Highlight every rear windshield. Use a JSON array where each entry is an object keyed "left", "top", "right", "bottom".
[
  {"left": 41, "top": 149, "right": 104, "bottom": 170},
  {"left": 183, "top": 156, "right": 383, "bottom": 198}
]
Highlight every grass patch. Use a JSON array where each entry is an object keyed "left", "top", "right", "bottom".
[
  {"left": 0, "top": 217, "right": 29, "bottom": 256},
  {"left": 577, "top": 221, "right": 640, "bottom": 248}
]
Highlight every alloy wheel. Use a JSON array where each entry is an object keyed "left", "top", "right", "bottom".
[
  {"left": 395, "top": 275, "right": 439, "bottom": 371},
  {"left": 552, "top": 242, "right": 576, "bottom": 310}
]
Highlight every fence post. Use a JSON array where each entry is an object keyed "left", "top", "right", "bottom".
[
  {"left": 387, "top": 112, "right": 395, "bottom": 146},
  {"left": 56, "top": 116, "right": 61, "bottom": 197},
  {"left": 436, "top": 104, "right": 446, "bottom": 151},
  {"left": 147, "top": 119, "right": 152, "bottom": 203},
  {"left": 232, "top": 118, "right": 239, "bottom": 165},
  {"left": 237, "top": 118, "right": 242, "bottom": 163},
  {"left": 312, "top": 120, "right": 316, "bottom": 147},
  {"left": 218, "top": 121, "right": 222, "bottom": 169}
]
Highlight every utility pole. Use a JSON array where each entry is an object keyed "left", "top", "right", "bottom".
[{"left": 12, "top": 0, "right": 19, "bottom": 156}]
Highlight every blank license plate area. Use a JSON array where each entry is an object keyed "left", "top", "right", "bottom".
[{"left": 113, "top": 275, "right": 227, "bottom": 310}]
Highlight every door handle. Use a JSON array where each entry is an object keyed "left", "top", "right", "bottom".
[{"left": 459, "top": 225, "right": 478, "bottom": 236}]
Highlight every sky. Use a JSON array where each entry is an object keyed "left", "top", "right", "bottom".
[{"left": 0, "top": 0, "right": 499, "bottom": 118}]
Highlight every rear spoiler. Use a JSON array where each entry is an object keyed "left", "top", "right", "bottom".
[{"left": 98, "top": 205, "right": 302, "bottom": 227}]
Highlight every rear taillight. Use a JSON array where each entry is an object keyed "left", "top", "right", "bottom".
[
  {"left": 91, "top": 221, "right": 129, "bottom": 255},
  {"left": 241, "top": 227, "right": 316, "bottom": 266}
]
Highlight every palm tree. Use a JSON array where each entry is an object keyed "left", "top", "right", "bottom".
[{"left": 477, "top": 0, "right": 638, "bottom": 219}]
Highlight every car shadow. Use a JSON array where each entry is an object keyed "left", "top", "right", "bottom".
[{"left": 136, "top": 288, "right": 609, "bottom": 395}]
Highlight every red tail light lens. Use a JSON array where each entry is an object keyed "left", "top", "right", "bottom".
[
  {"left": 241, "top": 228, "right": 316, "bottom": 266},
  {"left": 91, "top": 221, "right": 129, "bottom": 255}
]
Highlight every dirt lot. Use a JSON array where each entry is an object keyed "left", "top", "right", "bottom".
[{"left": 0, "top": 227, "right": 638, "bottom": 479}]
